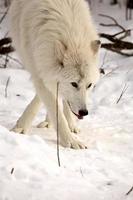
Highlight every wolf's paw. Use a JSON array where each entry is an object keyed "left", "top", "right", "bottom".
[
  {"left": 69, "top": 124, "right": 80, "bottom": 134},
  {"left": 70, "top": 138, "right": 87, "bottom": 149},
  {"left": 11, "top": 125, "right": 27, "bottom": 134},
  {"left": 61, "top": 136, "right": 87, "bottom": 149},
  {"left": 37, "top": 120, "right": 51, "bottom": 128}
]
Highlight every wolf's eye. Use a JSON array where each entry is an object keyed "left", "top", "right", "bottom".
[
  {"left": 87, "top": 83, "right": 92, "bottom": 89},
  {"left": 71, "top": 82, "right": 78, "bottom": 88},
  {"left": 60, "top": 61, "right": 64, "bottom": 67}
]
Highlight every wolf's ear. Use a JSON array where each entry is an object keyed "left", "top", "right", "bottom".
[
  {"left": 55, "top": 40, "right": 67, "bottom": 66},
  {"left": 91, "top": 40, "right": 101, "bottom": 54}
]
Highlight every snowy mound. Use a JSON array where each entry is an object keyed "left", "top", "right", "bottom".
[{"left": 0, "top": 1, "right": 133, "bottom": 199}]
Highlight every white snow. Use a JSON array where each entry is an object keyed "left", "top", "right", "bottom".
[{"left": 0, "top": 1, "right": 133, "bottom": 200}]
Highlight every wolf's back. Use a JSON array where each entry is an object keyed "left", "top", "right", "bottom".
[{"left": 9, "top": 0, "right": 99, "bottom": 78}]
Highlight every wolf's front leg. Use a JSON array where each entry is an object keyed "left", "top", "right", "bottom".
[
  {"left": 12, "top": 95, "right": 41, "bottom": 134},
  {"left": 34, "top": 79, "right": 87, "bottom": 149},
  {"left": 63, "top": 101, "right": 80, "bottom": 134}
]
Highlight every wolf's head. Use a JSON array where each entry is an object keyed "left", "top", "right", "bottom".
[{"left": 55, "top": 40, "right": 101, "bottom": 119}]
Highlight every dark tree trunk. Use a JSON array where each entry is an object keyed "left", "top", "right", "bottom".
[
  {"left": 126, "top": 0, "right": 133, "bottom": 20},
  {"left": 127, "top": 0, "right": 133, "bottom": 8},
  {"left": 110, "top": 0, "right": 118, "bottom": 5}
]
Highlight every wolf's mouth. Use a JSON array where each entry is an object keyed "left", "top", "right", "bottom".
[
  {"left": 67, "top": 101, "right": 83, "bottom": 120},
  {"left": 72, "top": 112, "right": 83, "bottom": 120}
]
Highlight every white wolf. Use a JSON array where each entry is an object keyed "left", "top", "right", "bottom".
[{"left": 9, "top": 0, "right": 101, "bottom": 149}]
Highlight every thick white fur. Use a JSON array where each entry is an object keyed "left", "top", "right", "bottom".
[{"left": 9, "top": 0, "right": 100, "bottom": 149}]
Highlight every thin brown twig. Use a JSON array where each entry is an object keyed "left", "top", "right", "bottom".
[
  {"left": 101, "top": 51, "right": 107, "bottom": 68},
  {"left": 126, "top": 186, "right": 133, "bottom": 196},
  {"left": 116, "top": 83, "right": 128, "bottom": 104},
  {"left": 80, "top": 167, "right": 84, "bottom": 178},
  {"left": 102, "top": 46, "right": 133, "bottom": 57},
  {"left": 100, "top": 51, "right": 107, "bottom": 74},
  {"left": 99, "top": 14, "right": 125, "bottom": 31},
  {"left": 99, "top": 14, "right": 118, "bottom": 24},
  {"left": 8, "top": 55, "right": 23, "bottom": 67},
  {"left": 56, "top": 82, "right": 61, "bottom": 167},
  {"left": 4, "top": 31, "right": 9, "bottom": 38},
  {"left": 0, "top": 7, "right": 9, "bottom": 24},
  {"left": 110, "top": 50, "right": 133, "bottom": 57},
  {"left": 5, "top": 76, "right": 10, "bottom": 98},
  {"left": 11, "top": 168, "right": 14, "bottom": 174},
  {"left": 3, "top": 54, "right": 9, "bottom": 68},
  {"left": 112, "top": 29, "right": 132, "bottom": 39}
]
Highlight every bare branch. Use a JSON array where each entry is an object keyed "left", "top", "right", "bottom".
[
  {"left": 112, "top": 29, "right": 131, "bottom": 40},
  {"left": 126, "top": 186, "right": 133, "bottom": 196},
  {"left": 100, "top": 34, "right": 133, "bottom": 49},
  {"left": 101, "top": 45, "right": 133, "bottom": 56},
  {"left": 0, "top": 46, "right": 14, "bottom": 55},
  {"left": 0, "top": 37, "right": 15, "bottom": 55},
  {"left": 0, "top": 7, "right": 9, "bottom": 24},
  {"left": 116, "top": 84, "right": 128, "bottom": 104},
  {"left": 99, "top": 15, "right": 133, "bottom": 56},
  {"left": 3, "top": 54, "right": 9, "bottom": 68},
  {"left": 5, "top": 76, "right": 10, "bottom": 98},
  {"left": 8, "top": 55, "right": 23, "bottom": 67},
  {"left": 0, "top": 37, "right": 12, "bottom": 46},
  {"left": 100, "top": 51, "right": 107, "bottom": 75},
  {"left": 99, "top": 14, "right": 125, "bottom": 31}
]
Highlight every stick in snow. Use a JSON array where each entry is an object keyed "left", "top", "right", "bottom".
[
  {"left": 5, "top": 76, "right": 10, "bottom": 98},
  {"left": 126, "top": 186, "right": 133, "bottom": 196},
  {"left": 11, "top": 168, "right": 14, "bottom": 174},
  {"left": 56, "top": 82, "right": 61, "bottom": 167},
  {"left": 116, "top": 83, "right": 128, "bottom": 104}
]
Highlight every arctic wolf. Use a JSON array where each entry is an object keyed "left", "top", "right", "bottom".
[{"left": 9, "top": 0, "right": 101, "bottom": 149}]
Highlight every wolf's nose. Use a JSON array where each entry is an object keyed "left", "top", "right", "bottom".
[{"left": 79, "top": 109, "right": 88, "bottom": 117}]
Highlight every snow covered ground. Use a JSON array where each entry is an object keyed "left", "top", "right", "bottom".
[{"left": 0, "top": 1, "right": 133, "bottom": 200}]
